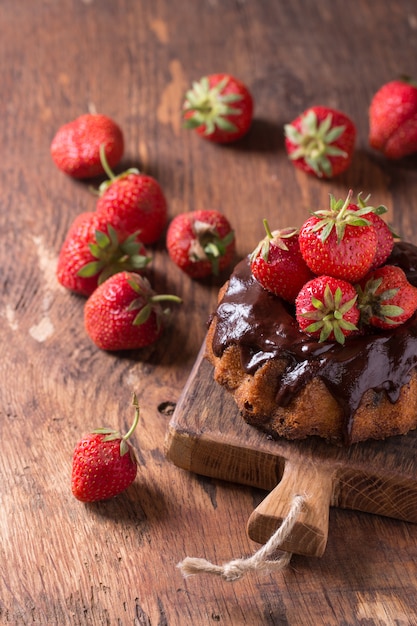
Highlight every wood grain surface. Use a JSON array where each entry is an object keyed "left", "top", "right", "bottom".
[
  {"left": 165, "top": 350, "right": 417, "bottom": 556},
  {"left": 2, "top": 1, "right": 417, "bottom": 624}
]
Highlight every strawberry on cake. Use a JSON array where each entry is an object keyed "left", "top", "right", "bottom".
[{"left": 205, "top": 191, "right": 417, "bottom": 445}]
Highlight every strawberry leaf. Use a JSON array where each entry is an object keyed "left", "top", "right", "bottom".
[
  {"left": 93, "top": 427, "right": 118, "bottom": 435},
  {"left": 379, "top": 304, "right": 404, "bottom": 318},
  {"left": 95, "top": 229, "right": 111, "bottom": 248},
  {"left": 323, "top": 125, "right": 346, "bottom": 143},
  {"left": 133, "top": 303, "right": 152, "bottom": 325},
  {"left": 102, "top": 432, "right": 122, "bottom": 442},
  {"left": 210, "top": 116, "right": 238, "bottom": 132},
  {"left": 332, "top": 324, "right": 345, "bottom": 345},
  {"left": 78, "top": 260, "right": 105, "bottom": 278},
  {"left": 221, "top": 93, "right": 244, "bottom": 104}
]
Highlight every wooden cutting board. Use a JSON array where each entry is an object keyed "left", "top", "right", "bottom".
[{"left": 164, "top": 340, "right": 417, "bottom": 557}]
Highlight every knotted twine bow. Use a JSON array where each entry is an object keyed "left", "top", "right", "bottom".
[{"left": 177, "top": 493, "right": 307, "bottom": 582}]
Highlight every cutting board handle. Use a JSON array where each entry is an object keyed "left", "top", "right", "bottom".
[{"left": 246, "top": 459, "right": 334, "bottom": 557}]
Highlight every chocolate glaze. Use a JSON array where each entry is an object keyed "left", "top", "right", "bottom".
[{"left": 210, "top": 241, "right": 417, "bottom": 440}]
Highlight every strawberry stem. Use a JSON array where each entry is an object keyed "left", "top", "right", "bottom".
[
  {"left": 119, "top": 393, "right": 141, "bottom": 455},
  {"left": 263, "top": 218, "right": 274, "bottom": 240},
  {"left": 99, "top": 143, "right": 117, "bottom": 181},
  {"left": 151, "top": 294, "right": 183, "bottom": 304},
  {"left": 337, "top": 188, "right": 353, "bottom": 220},
  {"left": 97, "top": 144, "right": 140, "bottom": 196}
]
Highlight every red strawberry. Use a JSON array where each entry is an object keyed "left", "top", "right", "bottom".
[
  {"left": 295, "top": 275, "right": 360, "bottom": 344},
  {"left": 356, "top": 265, "right": 417, "bottom": 329},
  {"left": 71, "top": 394, "right": 140, "bottom": 502},
  {"left": 50, "top": 113, "right": 124, "bottom": 179},
  {"left": 84, "top": 272, "right": 181, "bottom": 351},
  {"left": 166, "top": 210, "right": 235, "bottom": 278},
  {"left": 298, "top": 190, "right": 378, "bottom": 283},
  {"left": 354, "top": 193, "right": 395, "bottom": 269},
  {"left": 183, "top": 73, "right": 253, "bottom": 143},
  {"left": 56, "top": 212, "right": 150, "bottom": 297},
  {"left": 250, "top": 221, "right": 314, "bottom": 302},
  {"left": 284, "top": 106, "right": 356, "bottom": 178},
  {"left": 95, "top": 146, "right": 168, "bottom": 245},
  {"left": 369, "top": 78, "right": 417, "bottom": 159}
]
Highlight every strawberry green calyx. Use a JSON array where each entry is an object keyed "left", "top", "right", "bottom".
[
  {"left": 284, "top": 110, "right": 347, "bottom": 178},
  {"left": 127, "top": 274, "right": 182, "bottom": 330},
  {"left": 356, "top": 192, "right": 398, "bottom": 237},
  {"left": 77, "top": 225, "right": 151, "bottom": 284},
  {"left": 190, "top": 220, "right": 235, "bottom": 276},
  {"left": 301, "top": 284, "right": 359, "bottom": 344},
  {"left": 356, "top": 191, "right": 387, "bottom": 216},
  {"left": 183, "top": 76, "right": 244, "bottom": 135},
  {"left": 250, "top": 220, "right": 298, "bottom": 263},
  {"left": 311, "top": 189, "right": 376, "bottom": 243},
  {"left": 356, "top": 277, "right": 404, "bottom": 326},
  {"left": 93, "top": 393, "right": 140, "bottom": 457},
  {"left": 96, "top": 143, "right": 139, "bottom": 195}
]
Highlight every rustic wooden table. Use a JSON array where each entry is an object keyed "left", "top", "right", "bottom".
[{"left": 2, "top": 1, "right": 417, "bottom": 624}]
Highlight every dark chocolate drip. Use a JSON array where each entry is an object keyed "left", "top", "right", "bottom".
[{"left": 211, "top": 242, "right": 417, "bottom": 440}]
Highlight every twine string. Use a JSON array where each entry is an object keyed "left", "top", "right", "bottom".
[{"left": 177, "top": 493, "right": 307, "bottom": 582}]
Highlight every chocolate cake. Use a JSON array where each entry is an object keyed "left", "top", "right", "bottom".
[{"left": 205, "top": 242, "right": 417, "bottom": 445}]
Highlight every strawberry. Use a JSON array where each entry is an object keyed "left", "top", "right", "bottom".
[
  {"left": 369, "top": 77, "right": 417, "bottom": 159},
  {"left": 298, "top": 190, "right": 378, "bottom": 283},
  {"left": 295, "top": 275, "right": 360, "bottom": 344},
  {"left": 84, "top": 272, "right": 182, "bottom": 351},
  {"left": 284, "top": 106, "right": 356, "bottom": 178},
  {"left": 56, "top": 212, "right": 150, "bottom": 297},
  {"left": 166, "top": 210, "right": 235, "bottom": 278},
  {"left": 354, "top": 193, "right": 395, "bottom": 269},
  {"left": 183, "top": 73, "right": 253, "bottom": 143},
  {"left": 50, "top": 113, "right": 124, "bottom": 179},
  {"left": 356, "top": 265, "right": 417, "bottom": 329},
  {"left": 71, "top": 394, "right": 140, "bottom": 502},
  {"left": 250, "top": 221, "right": 314, "bottom": 302},
  {"left": 95, "top": 146, "right": 168, "bottom": 245}
]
